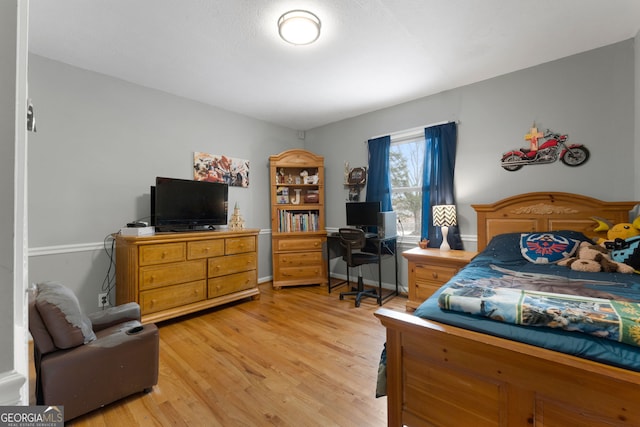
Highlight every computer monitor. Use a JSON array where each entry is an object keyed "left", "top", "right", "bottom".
[{"left": 345, "top": 201, "right": 381, "bottom": 228}]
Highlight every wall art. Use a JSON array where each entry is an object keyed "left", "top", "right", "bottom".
[
  {"left": 500, "top": 124, "right": 590, "bottom": 171},
  {"left": 193, "top": 152, "right": 250, "bottom": 187}
]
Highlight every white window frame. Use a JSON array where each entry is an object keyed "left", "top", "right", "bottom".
[{"left": 389, "top": 128, "right": 425, "bottom": 244}]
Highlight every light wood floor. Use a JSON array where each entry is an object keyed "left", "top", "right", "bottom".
[{"left": 33, "top": 281, "right": 408, "bottom": 426}]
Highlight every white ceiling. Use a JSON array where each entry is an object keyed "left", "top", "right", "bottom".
[{"left": 28, "top": 0, "right": 640, "bottom": 131}]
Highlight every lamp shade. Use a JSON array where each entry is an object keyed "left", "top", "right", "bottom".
[
  {"left": 432, "top": 205, "right": 457, "bottom": 227},
  {"left": 278, "top": 10, "right": 321, "bottom": 45}
]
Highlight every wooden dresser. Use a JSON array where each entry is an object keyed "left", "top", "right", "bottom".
[
  {"left": 403, "top": 247, "right": 477, "bottom": 311},
  {"left": 115, "top": 229, "right": 260, "bottom": 323}
]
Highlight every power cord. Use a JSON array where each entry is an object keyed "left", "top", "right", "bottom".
[{"left": 101, "top": 233, "right": 117, "bottom": 309}]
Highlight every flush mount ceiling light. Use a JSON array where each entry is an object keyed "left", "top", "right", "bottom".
[{"left": 278, "top": 10, "right": 321, "bottom": 45}]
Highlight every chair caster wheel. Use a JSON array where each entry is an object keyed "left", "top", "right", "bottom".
[
  {"left": 339, "top": 295, "right": 344, "bottom": 300},
  {"left": 355, "top": 301, "right": 361, "bottom": 307}
]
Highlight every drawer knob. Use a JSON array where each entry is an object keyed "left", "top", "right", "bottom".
[{"left": 432, "top": 272, "right": 438, "bottom": 279}]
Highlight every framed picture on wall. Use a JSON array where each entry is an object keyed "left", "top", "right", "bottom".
[{"left": 348, "top": 167, "right": 366, "bottom": 185}]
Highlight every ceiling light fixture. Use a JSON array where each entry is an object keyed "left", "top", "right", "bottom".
[{"left": 278, "top": 10, "right": 321, "bottom": 45}]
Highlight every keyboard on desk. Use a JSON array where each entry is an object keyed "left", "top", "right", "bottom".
[{"left": 329, "top": 230, "right": 378, "bottom": 239}]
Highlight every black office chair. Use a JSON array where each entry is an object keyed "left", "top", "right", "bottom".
[{"left": 338, "top": 228, "right": 379, "bottom": 307}]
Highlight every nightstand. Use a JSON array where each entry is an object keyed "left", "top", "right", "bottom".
[{"left": 403, "top": 247, "right": 478, "bottom": 311}]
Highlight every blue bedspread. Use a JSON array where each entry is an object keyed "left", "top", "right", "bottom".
[{"left": 414, "top": 231, "right": 640, "bottom": 371}]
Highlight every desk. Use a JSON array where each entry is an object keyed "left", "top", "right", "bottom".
[{"left": 326, "top": 232, "right": 398, "bottom": 305}]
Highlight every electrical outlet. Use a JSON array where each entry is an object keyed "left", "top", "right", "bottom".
[{"left": 98, "top": 292, "right": 109, "bottom": 308}]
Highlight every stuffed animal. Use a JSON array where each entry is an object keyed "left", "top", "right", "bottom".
[
  {"left": 557, "top": 241, "right": 635, "bottom": 274},
  {"left": 591, "top": 216, "right": 640, "bottom": 245},
  {"left": 591, "top": 216, "right": 640, "bottom": 272}
]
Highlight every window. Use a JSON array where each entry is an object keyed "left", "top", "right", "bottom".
[{"left": 389, "top": 131, "right": 425, "bottom": 239}]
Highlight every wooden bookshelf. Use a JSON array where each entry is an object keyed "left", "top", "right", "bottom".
[{"left": 269, "top": 149, "right": 327, "bottom": 289}]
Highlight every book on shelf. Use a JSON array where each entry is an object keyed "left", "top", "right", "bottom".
[{"left": 278, "top": 210, "right": 320, "bottom": 232}]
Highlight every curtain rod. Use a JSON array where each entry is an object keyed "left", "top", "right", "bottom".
[{"left": 366, "top": 120, "right": 460, "bottom": 142}]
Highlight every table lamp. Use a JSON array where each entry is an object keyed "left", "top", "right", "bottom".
[{"left": 432, "top": 204, "right": 457, "bottom": 251}]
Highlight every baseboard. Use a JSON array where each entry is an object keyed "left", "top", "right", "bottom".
[{"left": 0, "top": 370, "right": 26, "bottom": 405}]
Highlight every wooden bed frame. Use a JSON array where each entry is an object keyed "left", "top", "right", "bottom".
[{"left": 375, "top": 192, "right": 640, "bottom": 426}]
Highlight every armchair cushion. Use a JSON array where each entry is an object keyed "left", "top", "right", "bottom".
[
  {"left": 88, "top": 302, "right": 140, "bottom": 331},
  {"left": 35, "top": 281, "right": 96, "bottom": 348}
]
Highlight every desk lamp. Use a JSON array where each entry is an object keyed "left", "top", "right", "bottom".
[{"left": 433, "top": 205, "right": 457, "bottom": 251}]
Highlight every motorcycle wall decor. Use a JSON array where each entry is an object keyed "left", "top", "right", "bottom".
[{"left": 501, "top": 124, "right": 590, "bottom": 171}]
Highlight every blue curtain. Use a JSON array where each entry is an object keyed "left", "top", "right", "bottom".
[
  {"left": 366, "top": 135, "right": 392, "bottom": 211},
  {"left": 421, "top": 122, "right": 463, "bottom": 249}
]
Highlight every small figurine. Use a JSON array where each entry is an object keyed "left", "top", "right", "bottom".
[{"left": 229, "top": 202, "right": 245, "bottom": 231}]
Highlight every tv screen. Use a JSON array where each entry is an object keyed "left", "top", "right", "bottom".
[
  {"left": 346, "top": 201, "right": 380, "bottom": 227},
  {"left": 154, "top": 177, "right": 228, "bottom": 230}
]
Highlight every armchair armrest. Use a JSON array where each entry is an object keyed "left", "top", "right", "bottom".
[{"left": 88, "top": 302, "right": 141, "bottom": 331}]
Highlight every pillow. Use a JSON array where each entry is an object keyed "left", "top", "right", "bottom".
[
  {"left": 520, "top": 233, "right": 579, "bottom": 264},
  {"left": 35, "top": 281, "right": 96, "bottom": 349},
  {"left": 481, "top": 230, "right": 589, "bottom": 263}
]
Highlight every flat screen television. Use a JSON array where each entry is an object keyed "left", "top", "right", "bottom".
[
  {"left": 153, "top": 177, "right": 228, "bottom": 231},
  {"left": 346, "top": 201, "right": 381, "bottom": 228}
]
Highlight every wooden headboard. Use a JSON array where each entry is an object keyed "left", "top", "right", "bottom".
[{"left": 472, "top": 192, "right": 638, "bottom": 251}]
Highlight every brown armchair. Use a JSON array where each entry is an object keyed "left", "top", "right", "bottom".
[{"left": 29, "top": 281, "right": 159, "bottom": 421}]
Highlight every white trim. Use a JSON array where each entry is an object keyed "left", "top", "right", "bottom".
[
  {"left": 29, "top": 242, "right": 104, "bottom": 257},
  {"left": 29, "top": 228, "right": 273, "bottom": 257},
  {"left": 14, "top": 0, "right": 30, "bottom": 405},
  {"left": 368, "top": 120, "right": 460, "bottom": 142},
  {"left": 0, "top": 370, "right": 26, "bottom": 406}
]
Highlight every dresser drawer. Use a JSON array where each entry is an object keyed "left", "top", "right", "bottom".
[
  {"left": 414, "top": 281, "right": 442, "bottom": 302},
  {"left": 276, "top": 265, "right": 324, "bottom": 282},
  {"left": 139, "top": 259, "right": 207, "bottom": 290},
  {"left": 208, "top": 253, "right": 257, "bottom": 277},
  {"left": 208, "top": 270, "right": 257, "bottom": 298},
  {"left": 139, "top": 280, "right": 206, "bottom": 314},
  {"left": 276, "top": 251, "right": 323, "bottom": 267},
  {"left": 414, "top": 263, "right": 458, "bottom": 286},
  {"left": 139, "top": 242, "right": 186, "bottom": 266},
  {"left": 187, "top": 239, "right": 225, "bottom": 259},
  {"left": 225, "top": 236, "right": 256, "bottom": 255},
  {"left": 276, "top": 237, "right": 324, "bottom": 252}
]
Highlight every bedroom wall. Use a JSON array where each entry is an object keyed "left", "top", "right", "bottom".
[
  {"left": 26, "top": 39, "right": 636, "bottom": 313},
  {"left": 27, "top": 54, "right": 303, "bottom": 313},
  {"left": 635, "top": 31, "right": 640, "bottom": 200},
  {"left": 306, "top": 39, "right": 636, "bottom": 253}
]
